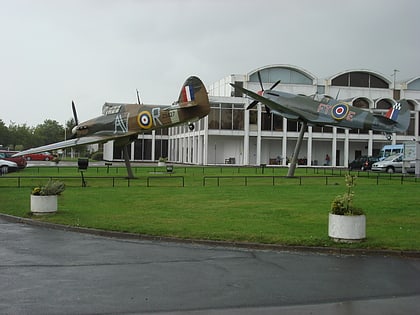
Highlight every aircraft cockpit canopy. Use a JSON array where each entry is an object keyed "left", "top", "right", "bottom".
[
  {"left": 310, "top": 94, "right": 334, "bottom": 103},
  {"left": 102, "top": 103, "right": 123, "bottom": 115}
]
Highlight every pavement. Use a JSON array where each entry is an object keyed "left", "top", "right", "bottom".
[{"left": 1, "top": 217, "right": 420, "bottom": 315}]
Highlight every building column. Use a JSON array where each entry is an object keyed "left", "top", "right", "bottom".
[
  {"left": 332, "top": 127, "right": 337, "bottom": 166},
  {"left": 282, "top": 117, "right": 287, "bottom": 165},
  {"left": 151, "top": 130, "right": 156, "bottom": 161},
  {"left": 197, "top": 127, "right": 203, "bottom": 165},
  {"left": 307, "top": 126, "right": 312, "bottom": 166},
  {"left": 256, "top": 104, "right": 262, "bottom": 165},
  {"left": 368, "top": 130, "right": 373, "bottom": 156},
  {"left": 244, "top": 108, "right": 249, "bottom": 165},
  {"left": 344, "top": 129, "right": 349, "bottom": 167},
  {"left": 203, "top": 116, "right": 209, "bottom": 165}
]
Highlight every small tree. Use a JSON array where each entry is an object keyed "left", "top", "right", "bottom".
[{"left": 331, "top": 174, "right": 364, "bottom": 215}]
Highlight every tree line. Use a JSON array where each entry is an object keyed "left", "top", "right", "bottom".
[{"left": 0, "top": 119, "right": 75, "bottom": 151}]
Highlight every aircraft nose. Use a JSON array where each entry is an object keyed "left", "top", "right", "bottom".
[{"left": 71, "top": 126, "right": 78, "bottom": 135}]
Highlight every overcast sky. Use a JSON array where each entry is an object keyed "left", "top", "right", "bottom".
[{"left": 1, "top": 0, "right": 419, "bottom": 127}]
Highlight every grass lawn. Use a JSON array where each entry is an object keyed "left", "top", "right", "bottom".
[{"left": 1, "top": 165, "right": 419, "bottom": 251}]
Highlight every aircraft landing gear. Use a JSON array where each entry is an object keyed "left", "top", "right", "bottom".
[{"left": 188, "top": 123, "right": 194, "bottom": 131}]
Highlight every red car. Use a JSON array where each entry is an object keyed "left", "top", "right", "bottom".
[
  {"left": 24, "top": 152, "right": 55, "bottom": 161},
  {"left": 0, "top": 150, "right": 27, "bottom": 169}
]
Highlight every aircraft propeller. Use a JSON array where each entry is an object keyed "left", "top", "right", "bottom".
[
  {"left": 71, "top": 101, "right": 80, "bottom": 137},
  {"left": 136, "top": 89, "right": 141, "bottom": 105},
  {"left": 72, "top": 101, "right": 79, "bottom": 126},
  {"left": 246, "top": 71, "right": 280, "bottom": 112}
]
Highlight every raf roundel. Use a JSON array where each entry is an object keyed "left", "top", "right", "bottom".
[
  {"left": 331, "top": 103, "right": 349, "bottom": 120},
  {"left": 137, "top": 111, "right": 153, "bottom": 129}
]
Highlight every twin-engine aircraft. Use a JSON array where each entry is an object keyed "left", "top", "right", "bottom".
[
  {"left": 14, "top": 76, "right": 210, "bottom": 178},
  {"left": 230, "top": 72, "right": 411, "bottom": 176}
]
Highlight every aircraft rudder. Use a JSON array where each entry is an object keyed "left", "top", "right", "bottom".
[
  {"left": 177, "top": 76, "right": 209, "bottom": 112},
  {"left": 390, "top": 99, "right": 410, "bottom": 132}
]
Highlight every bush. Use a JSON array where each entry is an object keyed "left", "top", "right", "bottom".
[
  {"left": 330, "top": 174, "right": 364, "bottom": 215},
  {"left": 91, "top": 151, "right": 103, "bottom": 161},
  {"left": 32, "top": 179, "right": 65, "bottom": 196}
]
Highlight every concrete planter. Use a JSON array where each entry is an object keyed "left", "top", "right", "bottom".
[
  {"left": 328, "top": 213, "right": 366, "bottom": 242},
  {"left": 30, "top": 195, "right": 58, "bottom": 215}
]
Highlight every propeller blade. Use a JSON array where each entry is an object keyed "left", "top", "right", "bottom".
[
  {"left": 269, "top": 80, "right": 281, "bottom": 90},
  {"left": 257, "top": 71, "right": 264, "bottom": 91},
  {"left": 247, "top": 100, "right": 259, "bottom": 110},
  {"left": 335, "top": 88, "right": 341, "bottom": 100},
  {"left": 136, "top": 89, "right": 141, "bottom": 104},
  {"left": 72, "top": 101, "right": 79, "bottom": 126}
]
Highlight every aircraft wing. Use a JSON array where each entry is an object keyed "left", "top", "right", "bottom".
[
  {"left": 231, "top": 83, "right": 282, "bottom": 109},
  {"left": 230, "top": 83, "right": 317, "bottom": 121},
  {"left": 12, "top": 135, "right": 112, "bottom": 157}
]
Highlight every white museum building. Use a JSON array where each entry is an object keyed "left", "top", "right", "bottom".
[{"left": 104, "top": 65, "right": 420, "bottom": 167}]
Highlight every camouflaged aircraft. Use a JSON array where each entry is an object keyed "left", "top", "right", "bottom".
[
  {"left": 230, "top": 71, "right": 411, "bottom": 176},
  {"left": 14, "top": 76, "right": 210, "bottom": 178}
]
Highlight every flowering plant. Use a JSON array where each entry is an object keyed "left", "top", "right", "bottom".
[
  {"left": 330, "top": 174, "right": 364, "bottom": 215},
  {"left": 32, "top": 179, "right": 65, "bottom": 196}
]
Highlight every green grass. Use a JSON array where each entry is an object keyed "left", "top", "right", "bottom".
[{"left": 1, "top": 165, "right": 419, "bottom": 251}]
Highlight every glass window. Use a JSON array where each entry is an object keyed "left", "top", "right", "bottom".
[
  {"left": 287, "top": 120, "right": 298, "bottom": 132},
  {"left": 261, "top": 112, "right": 271, "bottom": 131},
  {"left": 208, "top": 107, "right": 220, "bottom": 129},
  {"left": 155, "top": 139, "right": 168, "bottom": 159},
  {"left": 350, "top": 72, "right": 369, "bottom": 88},
  {"left": 233, "top": 107, "right": 244, "bottom": 130},
  {"left": 332, "top": 73, "right": 349, "bottom": 87},
  {"left": 249, "top": 110, "right": 258, "bottom": 125},
  {"left": 134, "top": 139, "right": 152, "bottom": 160},
  {"left": 113, "top": 144, "right": 131, "bottom": 160},
  {"left": 221, "top": 104, "right": 232, "bottom": 129},
  {"left": 273, "top": 115, "right": 283, "bottom": 131},
  {"left": 370, "top": 75, "right": 389, "bottom": 88}
]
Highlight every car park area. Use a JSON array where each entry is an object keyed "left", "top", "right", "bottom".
[
  {"left": 348, "top": 156, "right": 379, "bottom": 171},
  {"left": 371, "top": 153, "right": 415, "bottom": 173},
  {"left": 24, "top": 152, "right": 55, "bottom": 161},
  {"left": 0, "top": 150, "right": 27, "bottom": 169}
]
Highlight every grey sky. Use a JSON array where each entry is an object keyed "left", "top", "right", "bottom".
[{"left": 1, "top": 0, "right": 419, "bottom": 126}]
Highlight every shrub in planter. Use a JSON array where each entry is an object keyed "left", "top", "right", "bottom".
[
  {"left": 330, "top": 174, "right": 364, "bottom": 216},
  {"left": 31, "top": 179, "right": 65, "bottom": 215},
  {"left": 32, "top": 179, "right": 66, "bottom": 196},
  {"left": 329, "top": 174, "right": 366, "bottom": 242}
]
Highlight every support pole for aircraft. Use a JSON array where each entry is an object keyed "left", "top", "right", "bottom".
[
  {"left": 123, "top": 145, "right": 135, "bottom": 179},
  {"left": 287, "top": 121, "right": 307, "bottom": 177}
]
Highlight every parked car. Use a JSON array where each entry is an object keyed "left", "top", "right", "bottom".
[
  {"left": 0, "top": 159, "right": 18, "bottom": 174},
  {"left": 0, "top": 150, "right": 27, "bottom": 169},
  {"left": 371, "top": 153, "right": 405, "bottom": 173},
  {"left": 24, "top": 152, "right": 55, "bottom": 161},
  {"left": 348, "top": 156, "right": 379, "bottom": 171}
]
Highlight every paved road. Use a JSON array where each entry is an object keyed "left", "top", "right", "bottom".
[{"left": 1, "top": 218, "right": 419, "bottom": 315}]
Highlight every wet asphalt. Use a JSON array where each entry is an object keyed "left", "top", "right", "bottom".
[{"left": 1, "top": 217, "right": 419, "bottom": 315}]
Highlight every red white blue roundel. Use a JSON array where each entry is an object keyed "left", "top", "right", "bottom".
[
  {"left": 137, "top": 111, "right": 153, "bottom": 129},
  {"left": 331, "top": 103, "right": 349, "bottom": 120}
]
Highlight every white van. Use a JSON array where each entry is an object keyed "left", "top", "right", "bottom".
[{"left": 378, "top": 144, "right": 403, "bottom": 160}]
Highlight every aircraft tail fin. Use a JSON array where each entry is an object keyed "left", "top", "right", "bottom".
[
  {"left": 176, "top": 76, "right": 209, "bottom": 111},
  {"left": 385, "top": 99, "right": 410, "bottom": 132}
]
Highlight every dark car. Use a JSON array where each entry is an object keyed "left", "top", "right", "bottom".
[
  {"left": 348, "top": 156, "right": 379, "bottom": 171},
  {"left": 0, "top": 150, "right": 27, "bottom": 169}
]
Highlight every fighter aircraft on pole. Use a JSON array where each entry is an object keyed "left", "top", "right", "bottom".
[
  {"left": 14, "top": 76, "right": 210, "bottom": 178},
  {"left": 230, "top": 72, "right": 411, "bottom": 176}
]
